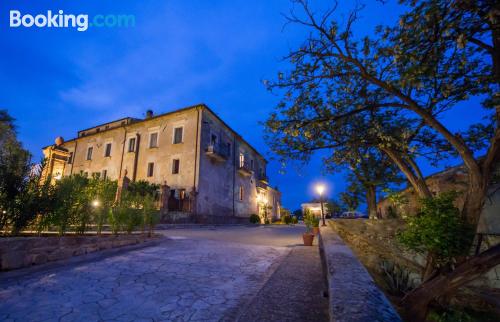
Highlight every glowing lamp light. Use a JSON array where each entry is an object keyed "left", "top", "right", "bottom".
[
  {"left": 92, "top": 200, "right": 100, "bottom": 207},
  {"left": 315, "top": 184, "right": 325, "bottom": 196}
]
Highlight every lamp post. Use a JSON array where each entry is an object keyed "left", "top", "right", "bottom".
[{"left": 316, "top": 184, "right": 326, "bottom": 226}]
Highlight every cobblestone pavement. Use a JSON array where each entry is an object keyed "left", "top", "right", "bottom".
[{"left": 0, "top": 226, "right": 309, "bottom": 322}]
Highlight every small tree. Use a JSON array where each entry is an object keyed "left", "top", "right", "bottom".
[{"left": 398, "top": 192, "right": 474, "bottom": 271}]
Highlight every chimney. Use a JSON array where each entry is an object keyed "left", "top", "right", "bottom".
[{"left": 145, "top": 109, "right": 154, "bottom": 119}]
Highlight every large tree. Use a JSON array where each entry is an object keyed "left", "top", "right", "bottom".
[
  {"left": 0, "top": 110, "right": 31, "bottom": 231},
  {"left": 265, "top": 0, "right": 499, "bottom": 320}
]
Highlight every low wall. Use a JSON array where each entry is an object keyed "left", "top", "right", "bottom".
[
  {"left": 0, "top": 234, "right": 156, "bottom": 271},
  {"left": 319, "top": 224, "right": 402, "bottom": 322}
]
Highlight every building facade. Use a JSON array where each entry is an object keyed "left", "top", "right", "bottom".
[{"left": 42, "top": 104, "right": 281, "bottom": 223}]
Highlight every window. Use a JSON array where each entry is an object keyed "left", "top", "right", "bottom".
[
  {"left": 239, "top": 153, "right": 245, "bottom": 167},
  {"left": 102, "top": 169, "right": 108, "bottom": 180},
  {"left": 104, "top": 143, "right": 112, "bottom": 157},
  {"left": 173, "top": 127, "right": 183, "bottom": 144},
  {"left": 86, "top": 147, "right": 93, "bottom": 160},
  {"left": 226, "top": 143, "right": 231, "bottom": 156},
  {"left": 179, "top": 189, "right": 186, "bottom": 200},
  {"left": 68, "top": 152, "right": 73, "bottom": 164},
  {"left": 210, "top": 134, "right": 217, "bottom": 145},
  {"left": 250, "top": 159, "right": 254, "bottom": 170},
  {"left": 128, "top": 137, "right": 136, "bottom": 152},
  {"left": 172, "top": 159, "right": 180, "bottom": 174},
  {"left": 239, "top": 186, "right": 244, "bottom": 201},
  {"left": 147, "top": 162, "right": 154, "bottom": 177},
  {"left": 149, "top": 132, "right": 158, "bottom": 148}
]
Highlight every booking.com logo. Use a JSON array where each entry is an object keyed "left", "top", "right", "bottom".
[{"left": 9, "top": 10, "right": 135, "bottom": 31}]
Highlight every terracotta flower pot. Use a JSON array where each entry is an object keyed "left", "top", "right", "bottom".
[
  {"left": 312, "top": 227, "right": 320, "bottom": 235},
  {"left": 302, "top": 233, "right": 315, "bottom": 246}
]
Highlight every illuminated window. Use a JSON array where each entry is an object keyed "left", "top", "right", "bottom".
[
  {"left": 239, "top": 186, "right": 244, "bottom": 201},
  {"left": 239, "top": 153, "right": 245, "bottom": 167}
]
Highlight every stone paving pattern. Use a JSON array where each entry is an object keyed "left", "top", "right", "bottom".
[
  {"left": 237, "top": 246, "right": 329, "bottom": 321},
  {"left": 0, "top": 226, "right": 327, "bottom": 322},
  {"left": 0, "top": 236, "right": 288, "bottom": 321}
]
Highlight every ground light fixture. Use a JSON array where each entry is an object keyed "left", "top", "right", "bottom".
[
  {"left": 92, "top": 200, "right": 100, "bottom": 208},
  {"left": 315, "top": 183, "right": 327, "bottom": 227}
]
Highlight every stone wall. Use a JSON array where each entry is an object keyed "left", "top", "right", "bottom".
[
  {"left": 0, "top": 234, "right": 155, "bottom": 271},
  {"left": 318, "top": 224, "right": 402, "bottom": 322},
  {"left": 329, "top": 219, "right": 500, "bottom": 290}
]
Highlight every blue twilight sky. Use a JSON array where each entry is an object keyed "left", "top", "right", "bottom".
[{"left": 0, "top": 1, "right": 488, "bottom": 211}]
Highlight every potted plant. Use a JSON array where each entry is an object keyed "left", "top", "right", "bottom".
[
  {"left": 302, "top": 210, "right": 315, "bottom": 246},
  {"left": 312, "top": 217, "right": 320, "bottom": 235}
]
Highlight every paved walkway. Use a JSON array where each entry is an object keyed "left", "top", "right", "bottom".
[
  {"left": 237, "top": 246, "right": 329, "bottom": 321},
  {"left": 0, "top": 225, "right": 328, "bottom": 322}
]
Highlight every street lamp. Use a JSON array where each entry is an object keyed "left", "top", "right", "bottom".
[{"left": 315, "top": 184, "right": 327, "bottom": 226}]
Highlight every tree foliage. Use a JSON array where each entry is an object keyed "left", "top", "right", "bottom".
[{"left": 265, "top": 0, "right": 499, "bottom": 319}]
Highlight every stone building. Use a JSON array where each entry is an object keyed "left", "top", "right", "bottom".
[
  {"left": 301, "top": 202, "right": 324, "bottom": 218},
  {"left": 377, "top": 162, "right": 500, "bottom": 236},
  {"left": 377, "top": 165, "right": 469, "bottom": 218},
  {"left": 42, "top": 104, "right": 281, "bottom": 223}
]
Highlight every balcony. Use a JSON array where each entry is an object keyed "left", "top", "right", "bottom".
[
  {"left": 256, "top": 175, "right": 269, "bottom": 189},
  {"left": 205, "top": 144, "right": 229, "bottom": 162},
  {"left": 238, "top": 161, "right": 253, "bottom": 177}
]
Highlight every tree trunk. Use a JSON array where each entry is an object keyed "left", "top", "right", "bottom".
[
  {"left": 462, "top": 181, "right": 488, "bottom": 225},
  {"left": 381, "top": 148, "right": 432, "bottom": 198},
  {"left": 401, "top": 243, "right": 500, "bottom": 322},
  {"left": 366, "top": 184, "right": 377, "bottom": 219}
]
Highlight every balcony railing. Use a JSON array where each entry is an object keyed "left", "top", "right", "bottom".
[{"left": 205, "top": 144, "right": 229, "bottom": 162}]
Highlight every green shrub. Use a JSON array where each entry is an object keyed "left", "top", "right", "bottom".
[
  {"left": 249, "top": 214, "right": 260, "bottom": 224},
  {"left": 379, "top": 260, "right": 415, "bottom": 296},
  {"left": 428, "top": 308, "right": 474, "bottom": 322},
  {"left": 312, "top": 217, "right": 320, "bottom": 227},
  {"left": 397, "top": 192, "right": 474, "bottom": 266},
  {"left": 111, "top": 202, "right": 141, "bottom": 234},
  {"left": 51, "top": 174, "right": 89, "bottom": 235},
  {"left": 141, "top": 194, "right": 160, "bottom": 237},
  {"left": 291, "top": 216, "right": 298, "bottom": 224},
  {"left": 281, "top": 214, "right": 292, "bottom": 224},
  {"left": 86, "top": 177, "right": 117, "bottom": 234},
  {"left": 303, "top": 209, "right": 315, "bottom": 233}
]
